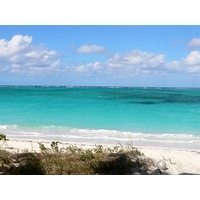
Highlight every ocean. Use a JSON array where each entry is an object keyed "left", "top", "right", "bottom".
[{"left": 0, "top": 86, "right": 200, "bottom": 149}]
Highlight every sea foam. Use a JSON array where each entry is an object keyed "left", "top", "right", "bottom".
[{"left": 1, "top": 125, "right": 200, "bottom": 150}]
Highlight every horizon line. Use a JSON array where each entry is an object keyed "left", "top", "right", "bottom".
[{"left": 0, "top": 84, "right": 200, "bottom": 89}]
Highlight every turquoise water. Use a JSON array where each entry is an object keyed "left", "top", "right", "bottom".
[{"left": 0, "top": 86, "right": 200, "bottom": 149}]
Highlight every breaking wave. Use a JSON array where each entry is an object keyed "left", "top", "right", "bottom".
[{"left": 1, "top": 125, "right": 200, "bottom": 150}]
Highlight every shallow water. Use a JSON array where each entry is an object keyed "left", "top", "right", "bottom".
[{"left": 1, "top": 86, "right": 200, "bottom": 149}]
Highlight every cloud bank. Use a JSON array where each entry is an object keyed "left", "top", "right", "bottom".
[{"left": 1, "top": 35, "right": 200, "bottom": 80}]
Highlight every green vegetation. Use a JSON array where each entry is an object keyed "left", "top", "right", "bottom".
[
  {"left": 0, "top": 134, "right": 156, "bottom": 175},
  {"left": 0, "top": 134, "right": 8, "bottom": 148}
]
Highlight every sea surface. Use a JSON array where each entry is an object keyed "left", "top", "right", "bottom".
[{"left": 0, "top": 86, "right": 200, "bottom": 149}]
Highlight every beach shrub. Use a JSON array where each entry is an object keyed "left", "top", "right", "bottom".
[
  {"left": 37, "top": 142, "right": 149, "bottom": 175},
  {"left": 50, "top": 141, "right": 59, "bottom": 153},
  {"left": 8, "top": 153, "right": 45, "bottom": 175},
  {"left": 0, "top": 134, "right": 8, "bottom": 148},
  {"left": 0, "top": 134, "right": 7, "bottom": 141},
  {"left": 0, "top": 150, "right": 11, "bottom": 174},
  {"left": 0, "top": 140, "right": 155, "bottom": 175},
  {"left": 38, "top": 142, "right": 48, "bottom": 152}
]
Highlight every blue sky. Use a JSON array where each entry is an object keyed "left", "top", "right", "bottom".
[{"left": 1, "top": 25, "right": 200, "bottom": 87}]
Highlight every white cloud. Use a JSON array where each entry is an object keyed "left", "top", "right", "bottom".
[
  {"left": 182, "top": 51, "right": 200, "bottom": 65},
  {"left": 59, "top": 50, "right": 167, "bottom": 78},
  {"left": 188, "top": 38, "right": 200, "bottom": 47},
  {"left": 107, "top": 50, "right": 165, "bottom": 72},
  {"left": 67, "top": 49, "right": 200, "bottom": 77},
  {"left": 180, "top": 51, "right": 200, "bottom": 74},
  {"left": 165, "top": 61, "right": 181, "bottom": 72},
  {"left": 186, "top": 65, "right": 200, "bottom": 73},
  {"left": 0, "top": 35, "right": 32, "bottom": 57},
  {"left": 77, "top": 44, "right": 106, "bottom": 53},
  {"left": 0, "top": 35, "right": 59, "bottom": 76}
]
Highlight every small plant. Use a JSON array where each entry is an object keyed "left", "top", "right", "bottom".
[
  {"left": 93, "top": 145, "right": 104, "bottom": 153},
  {"left": 0, "top": 134, "right": 7, "bottom": 141},
  {"left": 0, "top": 134, "right": 8, "bottom": 148},
  {"left": 65, "top": 145, "right": 82, "bottom": 154},
  {"left": 50, "top": 141, "right": 59, "bottom": 153},
  {"left": 38, "top": 142, "right": 48, "bottom": 152},
  {"left": 38, "top": 141, "right": 62, "bottom": 153},
  {"left": 126, "top": 142, "right": 144, "bottom": 157}
]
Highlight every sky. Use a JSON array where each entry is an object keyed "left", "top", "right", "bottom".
[{"left": 1, "top": 25, "right": 200, "bottom": 87}]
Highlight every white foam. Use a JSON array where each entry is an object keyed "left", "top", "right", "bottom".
[
  {"left": 1, "top": 124, "right": 200, "bottom": 150},
  {"left": 0, "top": 125, "right": 8, "bottom": 129}
]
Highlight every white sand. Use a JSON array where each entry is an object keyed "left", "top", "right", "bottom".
[
  {"left": 1, "top": 138, "right": 200, "bottom": 175},
  {"left": 138, "top": 146, "right": 200, "bottom": 175}
]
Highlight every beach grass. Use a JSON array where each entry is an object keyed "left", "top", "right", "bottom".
[{"left": 0, "top": 138, "right": 156, "bottom": 175}]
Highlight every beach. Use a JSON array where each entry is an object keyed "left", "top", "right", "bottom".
[{"left": 2, "top": 138, "right": 200, "bottom": 175}]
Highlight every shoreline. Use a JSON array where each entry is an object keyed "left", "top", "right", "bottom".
[
  {"left": 2, "top": 125, "right": 200, "bottom": 151},
  {"left": 1, "top": 137, "right": 200, "bottom": 175}
]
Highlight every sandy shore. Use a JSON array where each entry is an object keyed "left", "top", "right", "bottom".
[{"left": 1, "top": 138, "right": 200, "bottom": 175}]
